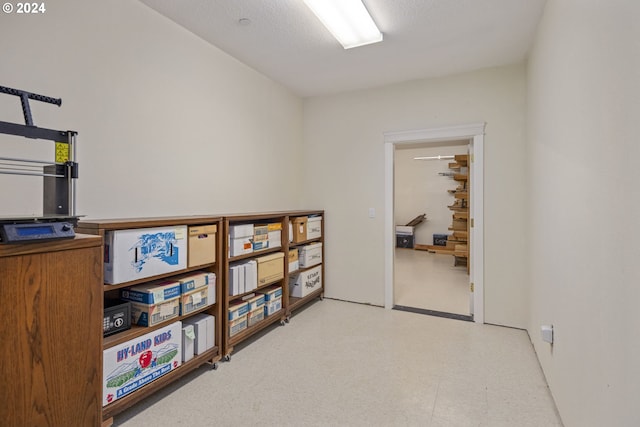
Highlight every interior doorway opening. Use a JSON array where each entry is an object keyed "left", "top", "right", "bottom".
[
  {"left": 383, "top": 123, "right": 485, "bottom": 324},
  {"left": 393, "top": 140, "right": 471, "bottom": 320}
]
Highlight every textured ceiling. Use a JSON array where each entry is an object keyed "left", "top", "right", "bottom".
[{"left": 139, "top": 0, "right": 546, "bottom": 97}]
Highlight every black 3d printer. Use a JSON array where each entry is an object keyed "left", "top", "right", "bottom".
[{"left": 0, "top": 85, "right": 79, "bottom": 243}]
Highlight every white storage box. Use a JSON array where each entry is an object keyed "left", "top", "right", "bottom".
[
  {"left": 120, "top": 280, "right": 181, "bottom": 305},
  {"left": 103, "top": 321, "right": 182, "bottom": 406},
  {"left": 229, "top": 224, "right": 254, "bottom": 239},
  {"left": 395, "top": 225, "right": 414, "bottom": 236},
  {"left": 245, "top": 293, "right": 266, "bottom": 311},
  {"left": 175, "top": 271, "right": 212, "bottom": 294},
  {"left": 183, "top": 313, "right": 215, "bottom": 354},
  {"left": 288, "top": 248, "right": 299, "bottom": 272},
  {"left": 182, "top": 324, "right": 195, "bottom": 363},
  {"left": 306, "top": 216, "right": 322, "bottom": 240},
  {"left": 290, "top": 265, "right": 322, "bottom": 298},
  {"left": 268, "top": 230, "right": 281, "bottom": 248},
  {"left": 299, "top": 242, "right": 323, "bottom": 268},
  {"left": 229, "top": 236, "right": 253, "bottom": 257},
  {"left": 264, "top": 298, "right": 282, "bottom": 317},
  {"left": 104, "top": 226, "right": 187, "bottom": 285}
]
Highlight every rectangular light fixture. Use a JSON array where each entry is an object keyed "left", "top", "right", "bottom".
[{"left": 304, "top": 0, "right": 383, "bottom": 49}]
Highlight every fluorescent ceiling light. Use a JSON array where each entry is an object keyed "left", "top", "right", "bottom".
[{"left": 304, "top": 0, "right": 383, "bottom": 49}]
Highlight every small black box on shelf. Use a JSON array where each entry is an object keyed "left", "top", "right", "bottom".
[
  {"left": 103, "top": 299, "right": 131, "bottom": 337},
  {"left": 396, "top": 234, "right": 414, "bottom": 248},
  {"left": 433, "top": 234, "right": 448, "bottom": 246}
]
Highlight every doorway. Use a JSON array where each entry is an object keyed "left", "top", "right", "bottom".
[
  {"left": 383, "top": 123, "right": 485, "bottom": 324},
  {"left": 393, "top": 140, "right": 471, "bottom": 319}
]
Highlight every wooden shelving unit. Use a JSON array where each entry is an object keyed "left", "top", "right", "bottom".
[
  {"left": 222, "top": 210, "right": 324, "bottom": 360},
  {"left": 77, "top": 216, "right": 223, "bottom": 425},
  {"left": 447, "top": 154, "right": 470, "bottom": 269}
]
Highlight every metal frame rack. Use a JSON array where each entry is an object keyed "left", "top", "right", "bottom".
[{"left": 0, "top": 85, "right": 78, "bottom": 218}]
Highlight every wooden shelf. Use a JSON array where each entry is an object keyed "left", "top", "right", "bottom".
[
  {"left": 288, "top": 288, "right": 324, "bottom": 313},
  {"left": 102, "top": 263, "right": 216, "bottom": 291},
  {"left": 454, "top": 191, "right": 469, "bottom": 199},
  {"left": 227, "top": 308, "right": 286, "bottom": 349},
  {"left": 453, "top": 174, "right": 468, "bottom": 181},
  {"left": 289, "top": 237, "right": 322, "bottom": 247},
  {"left": 229, "top": 246, "right": 283, "bottom": 262}
]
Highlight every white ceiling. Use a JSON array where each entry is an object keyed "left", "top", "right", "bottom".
[{"left": 139, "top": 0, "right": 546, "bottom": 98}]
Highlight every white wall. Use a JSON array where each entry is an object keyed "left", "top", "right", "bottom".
[
  {"left": 395, "top": 144, "right": 468, "bottom": 246},
  {"left": 526, "top": 1, "right": 640, "bottom": 426},
  {"left": 0, "top": 0, "right": 303, "bottom": 218},
  {"left": 302, "top": 64, "right": 528, "bottom": 327}
]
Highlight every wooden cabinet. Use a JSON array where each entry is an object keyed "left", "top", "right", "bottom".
[
  {"left": 222, "top": 210, "right": 324, "bottom": 359},
  {"left": 448, "top": 155, "right": 470, "bottom": 269},
  {"left": 77, "top": 216, "right": 223, "bottom": 425},
  {"left": 0, "top": 235, "right": 103, "bottom": 427}
]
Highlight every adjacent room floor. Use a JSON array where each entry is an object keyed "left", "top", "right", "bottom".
[
  {"left": 112, "top": 299, "right": 563, "bottom": 427},
  {"left": 394, "top": 248, "right": 470, "bottom": 316}
]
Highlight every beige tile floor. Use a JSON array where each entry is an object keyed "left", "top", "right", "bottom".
[
  {"left": 112, "top": 299, "right": 563, "bottom": 427},
  {"left": 394, "top": 248, "right": 470, "bottom": 315}
]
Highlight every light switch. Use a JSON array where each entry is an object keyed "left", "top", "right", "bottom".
[
  {"left": 541, "top": 325, "right": 554, "bottom": 344},
  {"left": 368, "top": 208, "right": 376, "bottom": 218}
]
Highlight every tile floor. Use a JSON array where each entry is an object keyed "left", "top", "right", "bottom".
[
  {"left": 394, "top": 248, "right": 470, "bottom": 315},
  {"left": 112, "top": 299, "right": 563, "bottom": 427}
]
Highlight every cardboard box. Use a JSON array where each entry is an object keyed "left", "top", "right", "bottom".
[
  {"left": 264, "top": 298, "right": 282, "bottom": 317},
  {"left": 184, "top": 313, "right": 215, "bottom": 353},
  {"left": 290, "top": 265, "right": 322, "bottom": 298},
  {"left": 256, "top": 252, "right": 285, "bottom": 287},
  {"left": 229, "top": 224, "right": 253, "bottom": 239},
  {"left": 180, "top": 286, "right": 209, "bottom": 315},
  {"left": 307, "top": 216, "right": 322, "bottom": 240},
  {"left": 291, "top": 217, "right": 307, "bottom": 243},
  {"left": 267, "top": 223, "right": 282, "bottom": 231},
  {"left": 252, "top": 240, "right": 269, "bottom": 251},
  {"left": 244, "top": 293, "right": 265, "bottom": 311},
  {"left": 244, "top": 260, "right": 257, "bottom": 293},
  {"left": 299, "top": 242, "right": 322, "bottom": 268},
  {"left": 103, "top": 321, "right": 181, "bottom": 406},
  {"left": 175, "top": 271, "right": 212, "bottom": 294},
  {"left": 228, "top": 300, "right": 249, "bottom": 321},
  {"left": 188, "top": 224, "right": 217, "bottom": 268},
  {"left": 104, "top": 226, "right": 187, "bottom": 285},
  {"left": 120, "top": 280, "right": 182, "bottom": 305},
  {"left": 229, "top": 236, "right": 253, "bottom": 257},
  {"left": 288, "top": 248, "right": 299, "bottom": 272},
  {"left": 253, "top": 225, "right": 269, "bottom": 240},
  {"left": 256, "top": 285, "right": 282, "bottom": 301},
  {"left": 229, "top": 315, "right": 247, "bottom": 337},
  {"left": 247, "top": 307, "right": 265, "bottom": 327},
  {"left": 268, "top": 230, "right": 282, "bottom": 248},
  {"left": 130, "top": 297, "right": 180, "bottom": 327},
  {"left": 182, "top": 324, "right": 195, "bottom": 362}
]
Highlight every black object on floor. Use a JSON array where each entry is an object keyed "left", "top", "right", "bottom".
[{"left": 393, "top": 305, "right": 473, "bottom": 322}]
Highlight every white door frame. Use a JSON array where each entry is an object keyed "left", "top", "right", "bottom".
[{"left": 383, "top": 123, "right": 485, "bottom": 324}]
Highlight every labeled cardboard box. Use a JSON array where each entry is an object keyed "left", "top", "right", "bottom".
[
  {"left": 267, "top": 222, "right": 282, "bottom": 232},
  {"left": 229, "top": 236, "right": 253, "bottom": 257},
  {"left": 307, "top": 216, "right": 322, "bottom": 240},
  {"left": 228, "top": 300, "right": 249, "bottom": 321},
  {"left": 290, "top": 265, "right": 322, "bottom": 298},
  {"left": 188, "top": 224, "right": 217, "bottom": 268},
  {"left": 120, "top": 280, "right": 182, "bottom": 305},
  {"left": 299, "top": 242, "right": 322, "bottom": 268},
  {"left": 244, "top": 293, "right": 266, "bottom": 311},
  {"left": 264, "top": 298, "right": 282, "bottom": 317},
  {"left": 104, "top": 226, "right": 187, "bottom": 285},
  {"left": 256, "top": 285, "right": 282, "bottom": 301},
  {"left": 256, "top": 252, "right": 285, "bottom": 287},
  {"left": 229, "top": 315, "right": 247, "bottom": 337},
  {"left": 103, "top": 321, "right": 182, "bottom": 407},
  {"left": 175, "top": 271, "right": 212, "bottom": 294},
  {"left": 247, "top": 307, "right": 265, "bottom": 327},
  {"left": 291, "top": 217, "right": 307, "bottom": 243},
  {"left": 179, "top": 286, "right": 209, "bottom": 316},
  {"left": 229, "top": 224, "right": 253, "bottom": 239},
  {"left": 288, "top": 248, "right": 299, "bottom": 272},
  {"left": 130, "top": 298, "right": 180, "bottom": 327}
]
